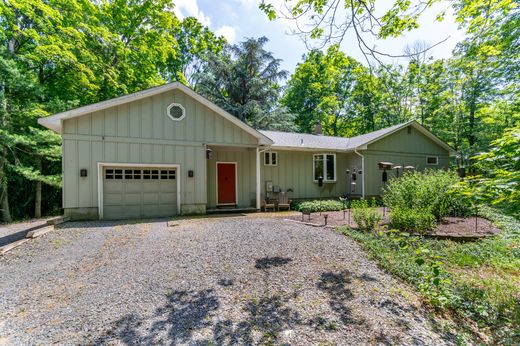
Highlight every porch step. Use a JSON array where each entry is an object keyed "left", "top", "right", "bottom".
[{"left": 206, "top": 207, "right": 258, "bottom": 215}]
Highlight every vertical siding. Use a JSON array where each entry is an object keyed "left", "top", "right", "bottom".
[
  {"left": 61, "top": 87, "right": 262, "bottom": 210},
  {"left": 364, "top": 126, "right": 450, "bottom": 196},
  {"left": 259, "top": 150, "right": 362, "bottom": 200},
  {"left": 206, "top": 147, "right": 256, "bottom": 208},
  {"left": 61, "top": 140, "right": 206, "bottom": 208}
]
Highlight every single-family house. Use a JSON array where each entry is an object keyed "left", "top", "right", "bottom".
[{"left": 38, "top": 82, "right": 454, "bottom": 220}]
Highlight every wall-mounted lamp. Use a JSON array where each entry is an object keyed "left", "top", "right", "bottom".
[
  {"left": 188, "top": 170, "right": 194, "bottom": 178},
  {"left": 80, "top": 168, "right": 88, "bottom": 177},
  {"left": 206, "top": 148, "right": 213, "bottom": 160}
]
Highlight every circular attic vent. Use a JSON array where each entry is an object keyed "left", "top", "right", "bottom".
[{"left": 167, "top": 103, "right": 186, "bottom": 121}]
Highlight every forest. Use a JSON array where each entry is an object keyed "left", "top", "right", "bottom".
[{"left": 0, "top": 0, "right": 518, "bottom": 221}]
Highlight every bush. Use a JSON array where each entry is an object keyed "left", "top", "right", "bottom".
[
  {"left": 383, "top": 169, "right": 471, "bottom": 221},
  {"left": 295, "top": 199, "right": 344, "bottom": 213},
  {"left": 351, "top": 199, "right": 382, "bottom": 231},
  {"left": 390, "top": 208, "right": 436, "bottom": 233}
]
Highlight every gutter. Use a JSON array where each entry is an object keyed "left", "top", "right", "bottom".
[{"left": 354, "top": 147, "right": 365, "bottom": 198}]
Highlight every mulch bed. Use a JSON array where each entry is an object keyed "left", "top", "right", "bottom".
[
  {"left": 431, "top": 216, "right": 500, "bottom": 239},
  {"left": 286, "top": 209, "right": 500, "bottom": 239}
]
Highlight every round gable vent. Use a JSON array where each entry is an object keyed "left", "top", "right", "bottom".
[{"left": 167, "top": 103, "right": 186, "bottom": 121}]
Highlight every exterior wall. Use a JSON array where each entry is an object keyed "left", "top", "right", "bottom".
[
  {"left": 61, "top": 88, "right": 259, "bottom": 217},
  {"left": 260, "top": 150, "right": 362, "bottom": 200},
  {"left": 206, "top": 147, "right": 256, "bottom": 208},
  {"left": 363, "top": 126, "right": 450, "bottom": 196}
]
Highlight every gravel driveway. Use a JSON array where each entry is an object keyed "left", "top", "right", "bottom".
[{"left": 0, "top": 216, "right": 453, "bottom": 345}]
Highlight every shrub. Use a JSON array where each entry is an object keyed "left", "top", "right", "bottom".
[
  {"left": 383, "top": 169, "right": 471, "bottom": 220},
  {"left": 295, "top": 199, "right": 344, "bottom": 213},
  {"left": 351, "top": 199, "right": 382, "bottom": 231},
  {"left": 390, "top": 208, "right": 436, "bottom": 233}
]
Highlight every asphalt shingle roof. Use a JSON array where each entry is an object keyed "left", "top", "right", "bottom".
[{"left": 259, "top": 122, "right": 408, "bottom": 151}]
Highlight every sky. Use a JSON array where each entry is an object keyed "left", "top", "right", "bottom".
[{"left": 173, "top": 0, "right": 467, "bottom": 74}]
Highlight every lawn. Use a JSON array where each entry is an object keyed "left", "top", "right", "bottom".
[{"left": 340, "top": 206, "right": 520, "bottom": 345}]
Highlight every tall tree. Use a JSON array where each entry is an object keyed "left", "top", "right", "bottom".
[{"left": 194, "top": 37, "right": 291, "bottom": 129}]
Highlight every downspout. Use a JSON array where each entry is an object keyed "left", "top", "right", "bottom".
[
  {"left": 256, "top": 145, "right": 271, "bottom": 209},
  {"left": 354, "top": 148, "right": 365, "bottom": 198}
]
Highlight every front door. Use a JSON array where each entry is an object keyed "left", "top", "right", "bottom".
[{"left": 217, "top": 162, "right": 237, "bottom": 205}]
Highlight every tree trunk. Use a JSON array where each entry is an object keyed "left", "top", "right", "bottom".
[
  {"left": 0, "top": 147, "right": 12, "bottom": 223},
  {"left": 35, "top": 156, "right": 42, "bottom": 218}
]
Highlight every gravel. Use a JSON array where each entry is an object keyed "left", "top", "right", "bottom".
[{"left": 0, "top": 216, "right": 455, "bottom": 345}]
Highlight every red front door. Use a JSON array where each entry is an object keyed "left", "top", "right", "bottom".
[{"left": 217, "top": 163, "right": 236, "bottom": 205}]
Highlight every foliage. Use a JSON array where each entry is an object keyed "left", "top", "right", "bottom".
[
  {"left": 390, "top": 208, "right": 436, "bottom": 233},
  {"left": 471, "top": 126, "right": 520, "bottom": 217},
  {"left": 0, "top": 0, "right": 224, "bottom": 221},
  {"left": 341, "top": 206, "right": 520, "bottom": 344},
  {"left": 351, "top": 199, "right": 382, "bottom": 231},
  {"left": 194, "top": 37, "right": 293, "bottom": 130},
  {"left": 294, "top": 199, "right": 344, "bottom": 213},
  {"left": 383, "top": 170, "right": 472, "bottom": 221}
]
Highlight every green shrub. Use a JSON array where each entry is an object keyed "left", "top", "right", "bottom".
[
  {"left": 351, "top": 199, "right": 382, "bottom": 231},
  {"left": 390, "top": 208, "right": 436, "bottom": 233},
  {"left": 295, "top": 199, "right": 344, "bottom": 213},
  {"left": 383, "top": 169, "right": 471, "bottom": 220}
]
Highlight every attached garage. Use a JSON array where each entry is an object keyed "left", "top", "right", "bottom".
[{"left": 100, "top": 165, "right": 180, "bottom": 220}]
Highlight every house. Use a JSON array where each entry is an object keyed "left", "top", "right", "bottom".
[{"left": 38, "top": 82, "right": 454, "bottom": 220}]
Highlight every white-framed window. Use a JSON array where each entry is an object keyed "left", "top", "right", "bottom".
[
  {"left": 264, "top": 152, "right": 277, "bottom": 166},
  {"left": 313, "top": 154, "right": 336, "bottom": 182},
  {"left": 167, "top": 103, "right": 186, "bottom": 121},
  {"left": 426, "top": 156, "right": 438, "bottom": 165}
]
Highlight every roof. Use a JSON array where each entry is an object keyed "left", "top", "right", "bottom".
[
  {"left": 37, "top": 82, "right": 273, "bottom": 145},
  {"left": 260, "top": 121, "right": 454, "bottom": 154}
]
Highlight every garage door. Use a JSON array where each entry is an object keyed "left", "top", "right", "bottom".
[{"left": 103, "top": 167, "right": 177, "bottom": 220}]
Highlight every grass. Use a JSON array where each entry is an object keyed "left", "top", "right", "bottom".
[{"left": 340, "top": 206, "right": 519, "bottom": 345}]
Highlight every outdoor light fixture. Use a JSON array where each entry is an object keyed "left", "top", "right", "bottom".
[
  {"left": 188, "top": 170, "right": 194, "bottom": 178},
  {"left": 80, "top": 168, "right": 87, "bottom": 177},
  {"left": 206, "top": 148, "right": 213, "bottom": 159}
]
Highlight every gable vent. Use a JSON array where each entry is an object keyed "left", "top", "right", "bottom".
[{"left": 167, "top": 103, "right": 186, "bottom": 121}]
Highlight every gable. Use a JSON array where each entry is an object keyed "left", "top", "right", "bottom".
[
  {"left": 61, "top": 87, "right": 260, "bottom": 146},
  {"left": 366, "top": 125, "right": 450, "bottom": 155}
]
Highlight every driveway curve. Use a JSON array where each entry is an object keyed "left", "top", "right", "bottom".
[{"left": 0, "top": 217, "right": 453, "bottom": 345}]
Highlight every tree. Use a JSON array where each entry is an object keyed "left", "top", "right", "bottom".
[
  {"left": 472, "top": 125, "right": 520, "bottom": 216},
  {"left": 0, "top": 0, "right": 225, "bottom": 221},
  {"left": 194, "top": 37, "right": 290, "bottom": 129},
  {"left": 282, "top": 45, "right": 359, "bottom": 135}
]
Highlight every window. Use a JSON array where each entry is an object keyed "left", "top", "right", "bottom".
[
  {"left": 167, "top": 103, "right": 186, "bottom": 121},
  {"left": 313, "top": 154, "right": 336, "bottom": 182},
  {"left": 426, "top": 156, "right": 438, "bottom": 165},
  {"left": 264, "top": 152, "right": 277, "bottom": 166}
]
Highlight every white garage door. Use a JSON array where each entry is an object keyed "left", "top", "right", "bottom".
[{"left": 103, "top": 167, "right": 177, "bottom": 220}]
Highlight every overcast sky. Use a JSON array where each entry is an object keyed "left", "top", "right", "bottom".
[{"left": 173, "top": 0, "right": 467, "bottom": 74}]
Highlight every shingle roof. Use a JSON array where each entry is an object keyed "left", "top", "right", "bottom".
[{"left": 259, "top": 122, "right": 409, "bottom": 151}]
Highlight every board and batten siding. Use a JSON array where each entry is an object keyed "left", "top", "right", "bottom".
[
  {"left": 206, "top": 147, "right": 256, "bottom": 208},
  {"left": 260, "top": 150, "right": 362, "bottom": 199},
  {"left": 61, "top": 88, "right": 260, "bottom": 215},
  {"left": 363, "top": 126, "right": 450, "bottom": 196}
]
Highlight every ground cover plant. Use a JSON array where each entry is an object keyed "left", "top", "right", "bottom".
[
  {"left": 341, "top": 206, "right": 520, "bottom": 344},
  {"left": 293, "top": 199, "right": 344, "bottom": 213}
]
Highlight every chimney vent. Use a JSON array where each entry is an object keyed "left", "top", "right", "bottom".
[{"left": 315, "top": 121, "right": 323, "bottom": 136}]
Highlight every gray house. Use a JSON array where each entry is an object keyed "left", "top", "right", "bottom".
[{"left": 38, "top": 82, "right": 454, "bottom": 220}]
